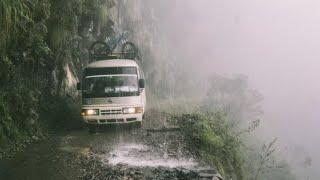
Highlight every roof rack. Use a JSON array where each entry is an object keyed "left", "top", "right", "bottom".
[
  {"left": 89, "top": 41, "right": 139, "bottom": 62},
  {"left": 90, "top": 52, "right": 140, "bottom": 62},
  {"left": 90, "top": 53, "right": 120, "bottom": 61}
]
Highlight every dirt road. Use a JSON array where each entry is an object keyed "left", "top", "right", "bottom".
[{"left": 0, "top": 125, "right": 222, "bottom": 180}]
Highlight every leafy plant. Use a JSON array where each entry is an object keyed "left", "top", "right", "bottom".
[
  {"left": 0, "top": 0, "right": 115, "bottom": 149},
  {"left": 176, "top": 113, "right": 245, "bottom": 179}
]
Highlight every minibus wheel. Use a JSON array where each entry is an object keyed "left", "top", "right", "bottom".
[
  {"left": 88, "top": 124, "right": 97, "bottom": 133},
  {"left": 136, "top": 121, "right": 142, "bottom": 128}
]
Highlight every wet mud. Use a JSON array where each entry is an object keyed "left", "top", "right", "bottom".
[{"left": 0, "top": 119, "right": 221, "bottom": 180}]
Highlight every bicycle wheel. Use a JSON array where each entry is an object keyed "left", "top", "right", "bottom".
[
  {"left": 121, "top": 42, "right": 138, "bottom": 59},
  {"left": 89, "top": 41, "right": 110, "bottom": 59}
]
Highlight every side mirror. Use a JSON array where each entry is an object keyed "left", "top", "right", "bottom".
[
  {"left": 138, "top": 79, "right": 145, "bottom": 88},
  {"left": 76, "top": 82, "right": 81, "bottom": 90}
]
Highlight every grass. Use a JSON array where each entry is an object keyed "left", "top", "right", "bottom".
[{"left": 173, "top": 112, "right": 245, "bottom": 179}]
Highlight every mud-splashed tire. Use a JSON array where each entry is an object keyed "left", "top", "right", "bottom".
[
  {"left": 88, "top": 125, "right": 97, "bottom": 134},
  {"left": 128, "top": 121, "right": 141, "bottom": 129},
  {"left": 136, "top": 121, "right": 142, "bottom": 128}
]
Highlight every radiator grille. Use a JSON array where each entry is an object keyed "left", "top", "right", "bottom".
[
  {"left": 100, "top": 109, "right": 122, "bottom": 115},
  {"left": 98, "top": 119, "right": 124, "bottom": 123}
]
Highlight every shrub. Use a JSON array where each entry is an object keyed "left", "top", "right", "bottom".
[{"left": 176, "top": 113, "right": 245, "bottom": 179}]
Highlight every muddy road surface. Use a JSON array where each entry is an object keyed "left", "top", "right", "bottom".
[{"left": 0, "top": 124, "right": 222, "bottom": 180}]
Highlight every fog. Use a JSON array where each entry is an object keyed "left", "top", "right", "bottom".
[{"left": 146, "top": 0, "right": 320, "bottom": 178}]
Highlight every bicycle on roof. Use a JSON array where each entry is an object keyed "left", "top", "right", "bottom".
[{"left": 89, "top": 31, "right": 138, "bottom": 60}]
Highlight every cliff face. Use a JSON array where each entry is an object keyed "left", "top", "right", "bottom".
[{"left": 0, "top": 0, "right": 115, "bottom": 147}]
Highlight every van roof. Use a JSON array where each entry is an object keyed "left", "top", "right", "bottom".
[{"left": 86, "top": 59, "right": 139, "bottom": 68}]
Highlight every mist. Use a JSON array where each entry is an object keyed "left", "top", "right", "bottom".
[
  {"left": 144, "top": 0, "right": 320, "bottom": 178},
  {"left": 1, "top": 0, "right": 319, "bottom": 179}
]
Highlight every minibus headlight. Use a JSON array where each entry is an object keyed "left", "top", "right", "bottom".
[
  {"left": 123, "top": 107, "right": 136, "bottom": 114},
  {"left": 123, "top": 107, "right": 143, "bottom": 114},
  {"left": 81, "top": 109, "right": 99, "bottom": 116}
]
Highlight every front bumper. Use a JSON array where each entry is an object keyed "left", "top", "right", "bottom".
[{"left": 83, "top": 114, "right": 142, "bottom": 124}]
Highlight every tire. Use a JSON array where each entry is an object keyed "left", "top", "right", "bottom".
[
  {"left": 136, "top": 121, "right": 142, "bottom": 128},
  {"left": 89, "top": 41, "right": 110, "bottom": 59},
  {"left": 127, "top": 121, "right": 142, "bottom": 129},
  {"left": 121, "top": 42, "right": 137, "bottom": 59},
  {"left": 88, "top": 124, "right": 97, "bottom": 134}
]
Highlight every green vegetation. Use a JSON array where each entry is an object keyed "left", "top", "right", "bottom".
[
  {"left": 176, "top": 111, "right": 297, "bottom": 180},
  {"left": 0, "top": 0, "right": 114, "bottom": 148},
  {"left": 176, "top": 113, "right": 245, "bottom": 179},
  {"left": 0, "top": 0, "right": 51, "bottom": 146},
  {"left": 167, "top": 75, "right": 296, "bottom": 180}
]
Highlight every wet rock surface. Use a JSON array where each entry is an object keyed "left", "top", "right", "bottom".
[
  {"left": 0, "top": 124, "right": 222, "bottom": 180},
  {"left": 78, "top": 154, "right": 200, "bottom": 180}
]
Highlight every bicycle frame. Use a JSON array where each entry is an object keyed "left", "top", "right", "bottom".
[{"left": 105, "top": 32, "right": 129, "bottom": 52}]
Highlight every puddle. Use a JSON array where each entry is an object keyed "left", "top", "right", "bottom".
[{"left": 103, "top": 143, "right": 198, "bottom": 168}]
